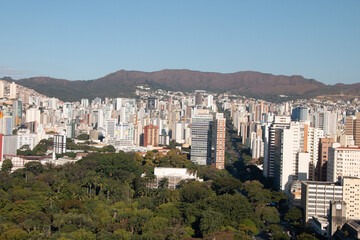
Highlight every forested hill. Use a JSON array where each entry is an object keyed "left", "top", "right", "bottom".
[
  {"left": 9, "top": 69, "right": 360, "bottom": 102},
  {"left": 0, "top": 150, "right": 303, "bottom": 240}
]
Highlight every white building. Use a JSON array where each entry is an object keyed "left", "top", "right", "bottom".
[
  {"left": 277, "top": 121, "right": 302, "bottom": 192},
  {"left": 327, "top": 145, "right": 360, "bottom": 182},
  {"left": 264, "top": 115, "right": 291, "bottom": 178},
  {"left": 272, "top": 120, "right": 323, "bottom": 193},
  {"left": 17, "top": 130, "right": 35, "bottom": 150},
  {"left": 250, "top": 133, "right": 264, "bottom": 160},
  {"left": 301, "top": 181, "right": 343, "bottom": 225},
  {"left": 9, "top": 82, "right": 17, "bottom": 99},
  {"left": 174, "top": 122, "right": 185, "bottom": 144},
  {"left": 26, "top": 108, "right": 41, "bottom": 123},
  {"left": 54, "top": 134, "right": 66, "bottom": 154},
  {"left": 314, "top": 111, "right": 337, "bottom": 136},
  {"left": 206, "top": 95, "right": 213, "bottom": 108},
  {"left": 0, "top": 81, "right": 4, "bottom": 98},
  {"left": 147, "top": 167, "right": 203, "bottom": 189}
]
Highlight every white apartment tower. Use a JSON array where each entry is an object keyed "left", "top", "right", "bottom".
[
  {"left": 0, "top": 81, "right": 4, "bottom": 98},
  {"left": 263, "top": 116, "right": 291, "bottom": 178},
  {"left": 276, "top": 122, "right": 302, "bottom": 192},
  {"left": 274, "top": 121, "right": 323, "bottom": 193},
  {"left": 9, "top": 82, "right": 17, "bottom": 99}
]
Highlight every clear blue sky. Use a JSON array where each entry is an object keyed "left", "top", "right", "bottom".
[{"left": 1, "top": 1, "right": 360, "bottom": 84}]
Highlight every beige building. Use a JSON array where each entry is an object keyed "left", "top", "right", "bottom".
[
  {"left": 342, "top": 177, "right": 360, "bottom": 220},
  {"left": 214, "top": 113, "right": 226, "bottom": 170},
  {"left": 345, "top": 113, "right": 360, "bottom": 146}
]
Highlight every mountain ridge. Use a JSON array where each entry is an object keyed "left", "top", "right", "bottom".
[{"left": 2, "top": 69, "right": 359, "bottom": 102}]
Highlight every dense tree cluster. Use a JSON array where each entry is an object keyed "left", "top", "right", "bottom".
[{"left": 0, "top": 149, "right": 290, "bottom": 240}]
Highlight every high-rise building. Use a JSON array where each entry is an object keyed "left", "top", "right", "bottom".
[
  {"left": 342, "top": 177, "right": 360, "bottom": 220},
  {"left": 316, "top": 138, "right": 335, "bottom": 181},
  {"left": 0, "top": 116, "right": 13, "bottom": 135},
  {"left": 54, "top": 134, "right": 67, "bottom": 154},
  {"left": 275, "top": 121, "right": 303, "bottom": 192},
  {"left": 355, "top": 114, "right": 360, "bottom": 147},
  {"left": 81, "top": 99, "right": 89, "bottom": 108},
  {"left": 291, "top": 107, "right": 309, "bottom": 121},
  {"left": 214, "top": 113, "right": 226, "bottom": 169},
  {"left": 25, "top": 108, "right": 41, "bottom": 123},
  {"left": 0, "top": 81, "right": 4, "bottom": 99},
  {"left": 314, "top": 111, "right": 337, "bottom": 136},
  {"left": 9, "top": 82, "right": 17, "bottom": 99},
  {"left": 345, "top": 116, "right": 355, "bottom": 136},
  {"left": 305, "top": 124, "right": 324, "bottom": 180},
  {"left": 66, "top": 122, "right": 76, "bottom": 139},
  {"left": 147, "top": 97, "right": 158, "bottom": 110},
  {"left": 174, "top": 122, "right": 185, "bottom": 144},
  {"left": 12, "top": 100, "right": 22, "bottom": 127},
  {"left": 301, "top": 181, "right": 343, "bottom": 226},
  {"left": 323, "top": 112, "right": 337, "bottom": 136},
  {"left": 115, "top": 98, "right": 122, "bottom": 111},
  {"left": 106, "top": 119, "right": 116, "bottom": 138},
  {"left": 206, "top": 95, "right": 213, "bottom": 108},
  {"left": 301, "top": 177, "right": 360, "bottom": 233},
  {"left": 327, "top": 145, "right": 360, "bottom": 182},
  {"left": 143, "top": 125, "right": 159, "bottom": 147},
  {"left": 250, "top": 133, "right": 264, "bottom": 160},
  {"left": 270, "top": 120, "right": 323, "bottom": 192},
  {"left": 3, "top": 135, "right": 17, "bottom": 155},
  {"left": 191, "top": 110, "right": 213, "bottom": 165},
  {"left": 0, "top": 134, "right": 3, "bottom": 163},
  {"left": 345, "top": 114, "right": 360, "bottom": 146},
  {"left": 195, "top": 91, "right": 204, "bottom": 106},
  {"left": 263, "top": 116, "right": 291, "bottom": 178}
]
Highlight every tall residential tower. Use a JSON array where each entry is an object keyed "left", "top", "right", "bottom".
[
  {"left": 191, "top": 109, "right": 212, "bottom": 165},
  {"left": 214, "top": 113, "right": 226, "bottom": 169}
]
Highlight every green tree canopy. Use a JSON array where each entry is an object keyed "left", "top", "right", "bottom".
[
  {"left": 261, "top": 207, "right": 280, "bottom": 223},
  {"left": 284, "top": 207, "right": 302, "bottom": 227},
  {"left": 180, "top": 181, "right": 211, "bottom": 203},
  {"left": 212, "top": 177, "right": 242, "bottom": 195},
  {"left": 1, "top": 159, "right": 13, "bottom": 173}
]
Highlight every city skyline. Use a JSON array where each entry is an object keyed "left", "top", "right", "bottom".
[{"left": 1, "top": 1, "right": 360, "bottom": 84}]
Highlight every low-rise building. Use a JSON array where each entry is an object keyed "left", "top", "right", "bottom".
[{"left": 146, "top": 167, "right": 203, "bottom": 189}]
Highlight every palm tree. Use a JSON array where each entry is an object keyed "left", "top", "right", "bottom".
[
  {"left": 159, "top": 177, "right": 169, "bottom": 189},
  {"left": 187, "top": 164, "right": 200, "bottom": 176}
]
